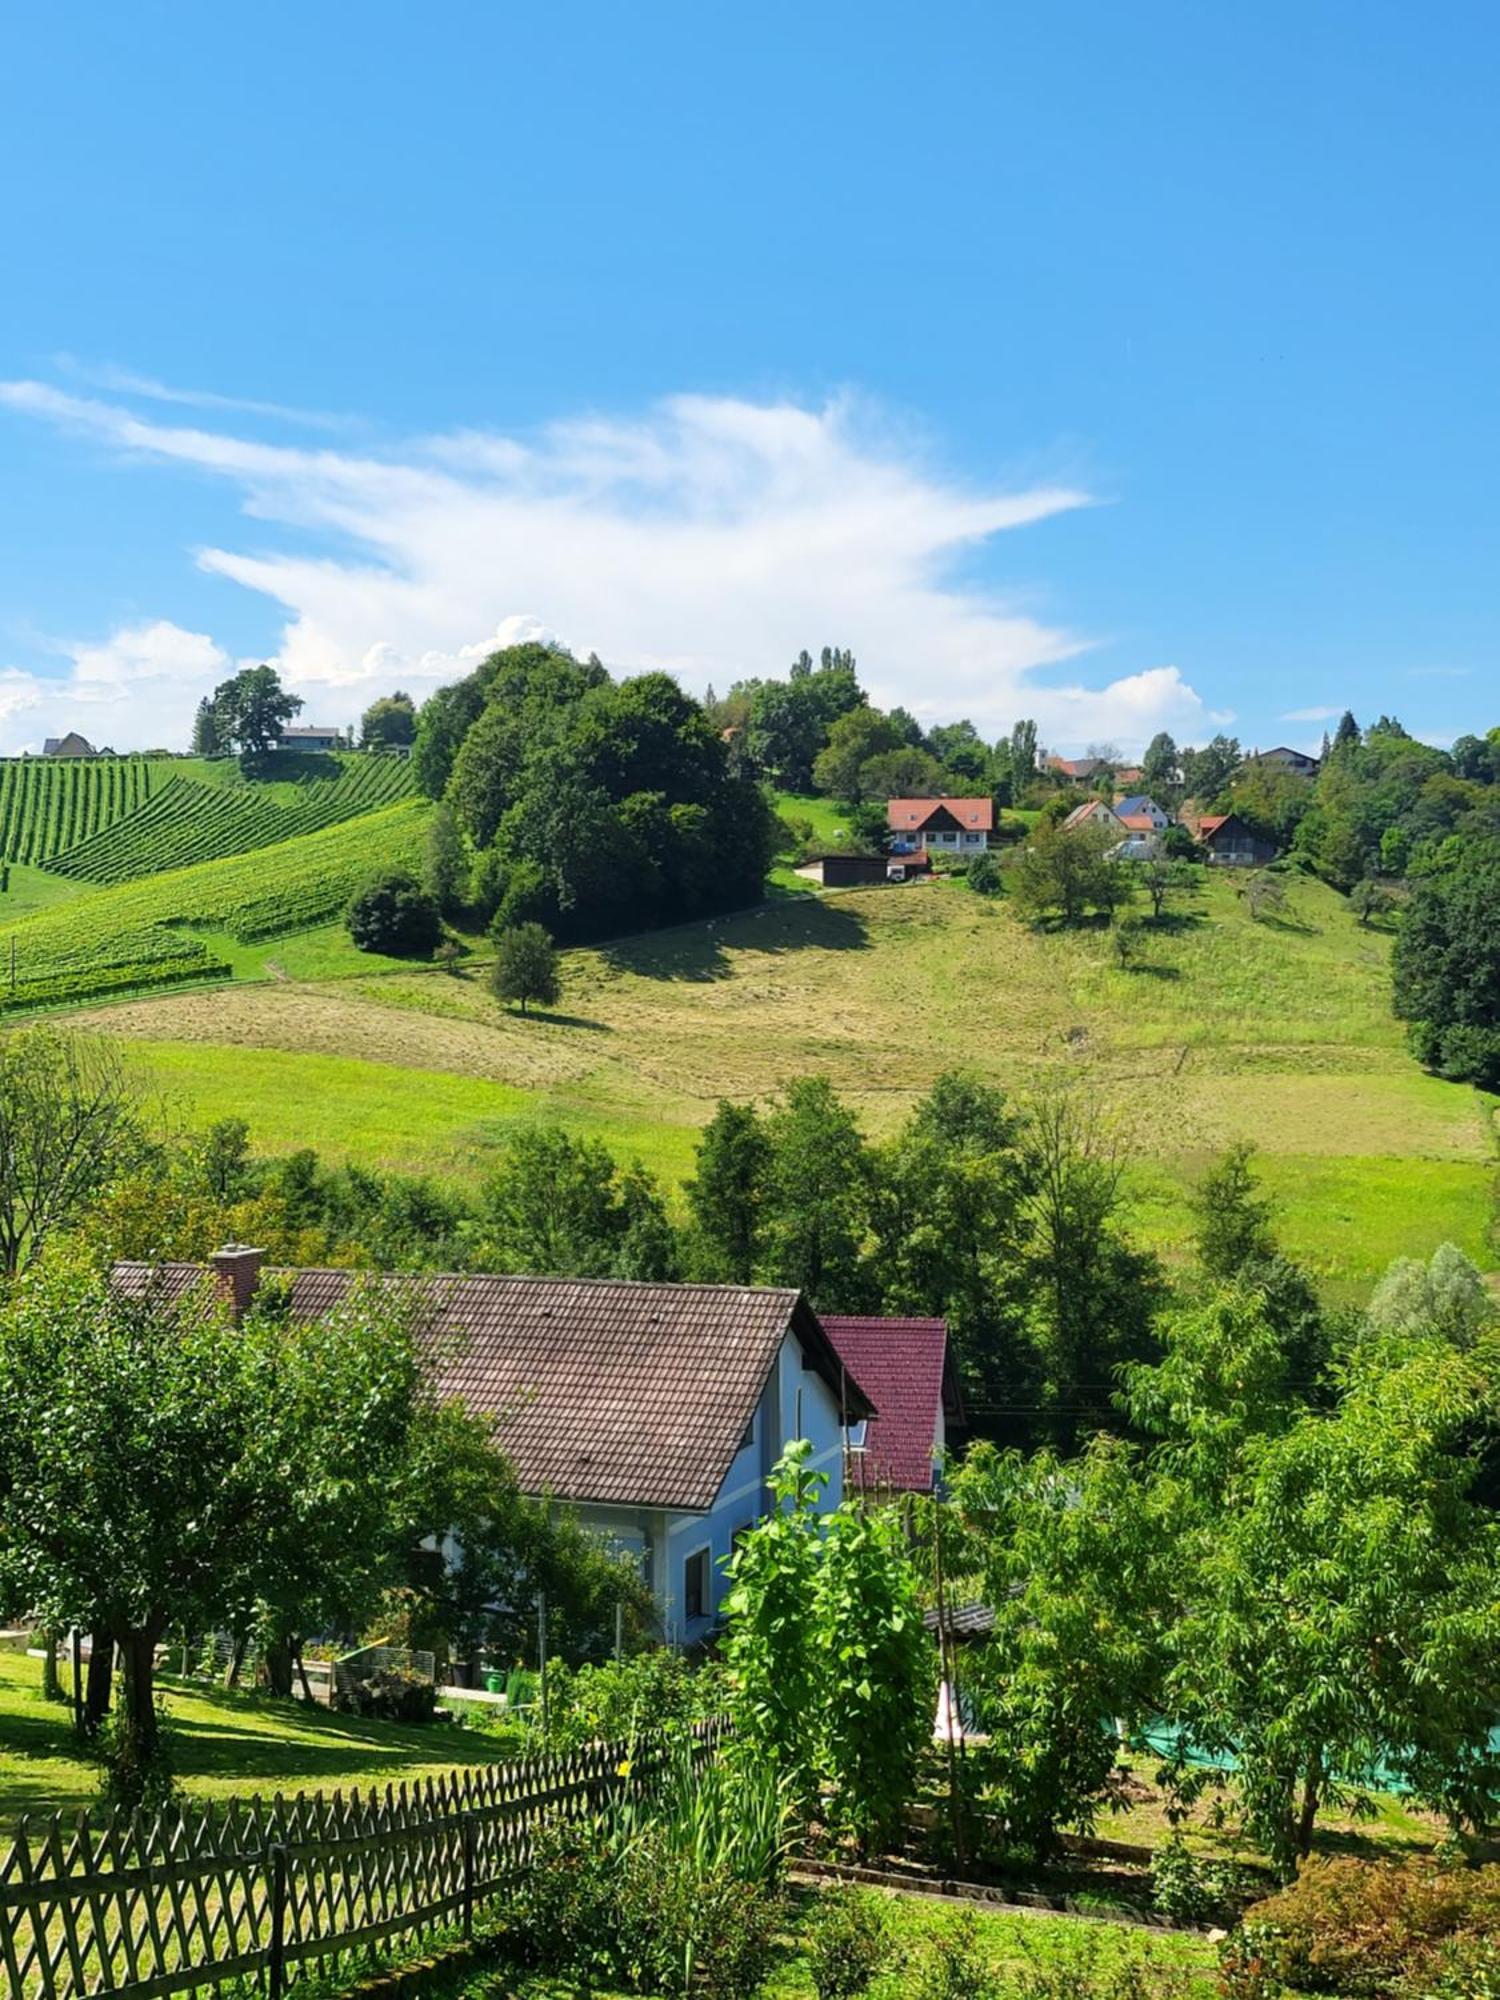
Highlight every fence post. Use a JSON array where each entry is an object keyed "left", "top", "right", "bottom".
[
  {"left": 461, "top": 1813, "right": 477, "bottom": 1940},
  {"left": 267, "top": 1843, "right": 288, "bottom": 2000}
]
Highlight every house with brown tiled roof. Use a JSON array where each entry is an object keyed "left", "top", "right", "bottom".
[
  {"left": 113, "top": 1251, "right": 876, "bottom": 1646},
  {"left": 886, "top": 796, "right": 993, "bottom": 859}
]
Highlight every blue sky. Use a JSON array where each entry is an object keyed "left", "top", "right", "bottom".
[{"left": 1, "top": 0, "right": 1495, "bottom": 755}]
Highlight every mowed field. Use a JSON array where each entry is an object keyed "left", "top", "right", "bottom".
[{"left": 77, "top": 871, "right": 1498, "bottom": 1294}]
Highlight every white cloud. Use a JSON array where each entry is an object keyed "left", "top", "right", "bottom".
[
  {"left": 0, "top": 378, "right": 1228, "bottom": 753},
  {"left": 52, "top": 355, "right": 351, "bottom": 430},
  {"left": 1279, "top": 704, "right": 1343, "bottom": 723},
  {"left": 0, "top": 621, "right": 229, "bottom": 752}
]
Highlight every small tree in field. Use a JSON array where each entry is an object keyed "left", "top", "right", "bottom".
[
  {"left": 490, "top": 922, "right": 560, "bottom": 1014},
  {"left": 1244, "top": 870, "right": 1288, "bottom": 923},
  {"left": 1140, "top": 857, "right": 1201, "bottom": 922}
]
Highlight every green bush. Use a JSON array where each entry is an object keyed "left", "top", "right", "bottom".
[
  {"left": 907, "top": 1909, "right": 1001, "bottom": 2000},
  {"left": 338, "top": 1664, "right": 436, "bottom": 1722},
  {"left": 1219, "top": 1858, "right": 1500, "bottom": 2000},
  {"left": 1149, "top": 1832, "right": 1253, "bottom": 1925},
  {"left": 512, "top": 1744, "right": 789, "bottom": 1998},
  {"left": 966, "top": 850, "right": 1003, "bottom": 896},
  {"left": 802, "top": 1885, "right": 893, "bottom": 1998},
  {"left": 346, "top": 869, "right": 443, "bottom": 956}
]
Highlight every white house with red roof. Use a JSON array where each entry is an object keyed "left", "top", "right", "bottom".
[
  {"left": 886, "top": 796, "right": 994, "bottom": 858},
  {"left": 820, "top": 1315, "right": 963, "bottom": 1495}
]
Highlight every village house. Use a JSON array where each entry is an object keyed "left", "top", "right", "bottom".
[
  {"left": 111, "top": 1254, "right": 875, "bottom": 1646},
  {"left": 1045, "top": 754, "right": 1107, "bottom": 781},
  {"left": 272, "top": 724, "right": 346, "bottom": 753},
  {"left": 41, "top": 731, "right": 96, "bottom": 757},
  {"left": 887, "top": 796, "right": 994, "bottom": 857},
  {"left": 1062, "top": 796, "right": 1163, "bottom": 859},
  {"left": 1113, "top": 793, "right": 1172, "bottom": 830},
  {"left": 1247, "top": 745, "right": 1321, "bottom": 779},
  {"left": 820, "top": 1315, "right": 963, "bottom": 1496},
  {"left": 1184, "top": 811, "right": 1275, "bottom": 865}
]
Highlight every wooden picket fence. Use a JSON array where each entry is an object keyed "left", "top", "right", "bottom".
[{"left": 0, "top": 1722, "right": 728, "bottom": 2000}]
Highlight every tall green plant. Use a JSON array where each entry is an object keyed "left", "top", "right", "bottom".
[
  {"left": 721, "top": 1440, "right": 826, "bottom": 1807},
  {"left": 815, "top": 1500, "right": 935, "bottom": 1851}
]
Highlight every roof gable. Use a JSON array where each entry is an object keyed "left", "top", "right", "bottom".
[
  {"left": 886, "top": 796, "right": 995, "bottom": 832},
  {"left": 109, "top": 1266, "right": 873, "bottom": 1513},
  {"left": 820, "top": 1315, "right": 957, "bottom": 1493}
]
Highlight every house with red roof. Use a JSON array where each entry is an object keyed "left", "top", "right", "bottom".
[
  {"left": 820, "top": 1315, "right": 963, "bottom": 1495},
  {"left": 1183, "top": 810, "right": 1275, "bottom": 866},
  {"left": 887, "top": 796, "right": 994, "bottom": 860}
]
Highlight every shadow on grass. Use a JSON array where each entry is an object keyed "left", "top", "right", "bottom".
[
  {"left": 1145, "top": 909, "right": 1207, "bottom": 935},
  {"left": 505, "top": 1011, "right": 612, "bottom": 1032},
  {"left": 1123, "top": 962, "right": 1183, "bottom": 981},
  {"left": 597, "top": 895, "right": 869, "bottom": 983}
]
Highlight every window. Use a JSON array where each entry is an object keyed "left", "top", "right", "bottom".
[
  {"left": 739, "top": 1409, "right": 757, "bottom": 1450},
  {"left": 683, "top": 1546, "right": 710, "bottom": 1623}
]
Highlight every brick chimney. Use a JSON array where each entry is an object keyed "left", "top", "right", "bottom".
[{"left": 210, "top": 1245, "right": 265, "bottom": 1322}]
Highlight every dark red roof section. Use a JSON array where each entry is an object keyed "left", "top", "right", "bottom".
[
  {"left": 820, "top": 1315, "right": 958, "bottom": 1493},
  {"left": 110, "top": 1265, "right": 873, "bottom": 1514}
]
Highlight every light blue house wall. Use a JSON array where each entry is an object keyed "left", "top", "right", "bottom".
[{"left": 572, "top": 1323, "right": 848, "bottom": 1645}]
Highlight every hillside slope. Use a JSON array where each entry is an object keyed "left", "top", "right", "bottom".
[
  {"left": 0, "top": 799, "right": 428, "bottom": 1008},
  {"left": 49, "top": 756, "right": 413, "bottom": 884},
  {"left": 79, "top": 872, "right": 1498, "bottom": 1291},
  {"left": 0, "top": 756, "right": 161, "bottom": 864}
]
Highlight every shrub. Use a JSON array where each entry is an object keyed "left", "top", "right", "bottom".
[
  {"left": 1149, "top": 1832, "right": 1253, "bottom": 1925},
  {"left": 1219, "top": 1858, "right": 1500, "bottom": 2000},
  {"left": 907, "top": 1909, "right": 1001, "bottom": 2000},
  {"left": 614, "top": 1836, "right": 782, "bottom": 2000},
  {"left": 802, "top": 1886, "right": 893, "bottom": 1999},
  {"left": 346, "top": 870, "right": 442, "bottom": 956},
  {"left": 338, "top": 1665, "right": 436, "bottom": 1723},
  {"left": 966, "top": 850, "right": 1003, "bottom": 896}
]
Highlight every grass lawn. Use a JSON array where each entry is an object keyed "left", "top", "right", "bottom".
[
  {"left": 0, "top": 1651, "right": 517, "bottom": 1827},
  {"left": 78, "top": 870, "right": 1498, "bottom": 1293}
]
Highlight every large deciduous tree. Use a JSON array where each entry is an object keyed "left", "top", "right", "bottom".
[
  {"left": 211, "top": 664, "right": 303, "bottom": 757},
  {"left": 360, "top": 691, "right": 418, "bottom": 749}
]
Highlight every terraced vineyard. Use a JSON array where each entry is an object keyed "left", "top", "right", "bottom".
[
  {"left": 0, "top": 757, "right": 158, "bottom": 864},
  {"left": 0, "top": 799, "right": 428, "bottom": 1010},
  {"left": 48, "top": 756, "right": 414, "bottom": 883}
]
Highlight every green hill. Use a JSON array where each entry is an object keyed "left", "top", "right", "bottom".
[
  {"left": 0, "top": 755, "right": 161, "bottom": 864},
  {"left": 74, "top": 870, "right": 1499, "bottom": 1294},
  {"left": 0, "top": 798, "right": 428, "bottom": 1009},
  {"left": 49, "top": 755, "right": 414, "bottom": 884}
]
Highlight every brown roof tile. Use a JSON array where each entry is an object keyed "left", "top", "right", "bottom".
[{"left": 110, "top": 1265, "right": 873, "bottom": 1514}]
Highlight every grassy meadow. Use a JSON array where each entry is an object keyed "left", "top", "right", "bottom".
[{"left": 76, "top": 869, "right": 1498, "bottom": 1293}]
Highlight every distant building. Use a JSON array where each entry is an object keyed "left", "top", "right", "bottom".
[
  {"left": 1248, "top": 746, "right": 1321, "bottom": 779},
  {"left": 1063, "top": 797, "right": 1160, "bottom": 859},
  {"left": 41, "top": 732, "right": 95, "bottom": 758},
  {"left": 1113, "top": 794, "right": 1172, "bottom": 829},
  {"left": 272, "top": 725, "right": 345, "bottom": 754},
  {"left": 793, "top": 853, "right": 890, "bottom": 888},
  {"left": 887, "top": 797, "right": 994, "bottom": 857},
  {"left": 1046, "top": 754, "right": 1107, "bottom": 781},
  {"left": 1185, "top": 811, "right": 1275, "bottom": 866}
]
